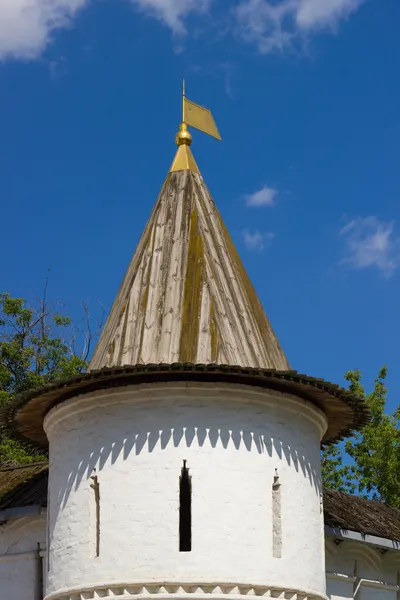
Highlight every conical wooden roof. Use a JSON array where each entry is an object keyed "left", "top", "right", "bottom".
[
  {"left": 89, "top": 150, "right": 289, "bottom": 371},
  {"left": 1, "top": 135, "right": 371, "bottom": 449}
]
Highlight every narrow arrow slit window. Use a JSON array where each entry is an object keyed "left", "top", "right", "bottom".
[{"left": 179, "top": 460, "right": 192, "bottom": 552}]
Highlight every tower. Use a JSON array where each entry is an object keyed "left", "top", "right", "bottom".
[{"left": 4, "top": 91, "right": 369, "bottom": 600}]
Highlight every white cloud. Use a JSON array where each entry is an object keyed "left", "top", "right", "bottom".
[
  {"left": 129, "top": 0, "right": 210, "bottom": 35},
  {"left": 220, "top": 62, "right": 234, "bottom": 99},
  {"left": 0, "top": 0, "right": 209, "bottom": 61},
  {"left": 242, "top": 229, "right": 274, "bottom": 251},
  {"left": 236, "top": 0, "right": 366, "bottom": 53},
  {"left": 339, "top": 216, "right": 400, "bottom": 277},
  {"left": 244, "top": 185, "right": 278, "bottom": 207},
  {"left": 0, "top": 0, "right": 89, "bottom": 60},
  {"left": 0, "top": 0, "right": 365, "bottom": 61},
  {"left": 296, "top": 0, "right": 364, "bottom": 29}
]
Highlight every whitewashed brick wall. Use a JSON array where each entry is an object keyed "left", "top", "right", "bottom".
[
  {"left": 44, "top": 382, "right": 327, "bottom": 600},
  {"left": 325, "top": 537, "right": 400, "bottom": 599},
  {"left": 0, "top": 513, "right": 46, "bottom": 600},
  {"left": 1, "top": 517, "right": 398, "bottom": 600}
]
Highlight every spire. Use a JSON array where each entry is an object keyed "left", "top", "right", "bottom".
[{"left": 89, "top": 89, "right": 289, "bottom": 371}]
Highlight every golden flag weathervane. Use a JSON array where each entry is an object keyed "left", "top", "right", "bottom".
[
  {"left": 171, "top": 81, "right": 221, "bottom": 173},
  {"left": 183, "top": 80, "right": 221, "bottom": 140},
  {"left": 175, "top": 81, "right": 222, "bottom": 147}
]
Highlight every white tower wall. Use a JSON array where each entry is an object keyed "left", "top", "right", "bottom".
[{"left": 44, "top": 382, "right": 328, "bottom": 600}]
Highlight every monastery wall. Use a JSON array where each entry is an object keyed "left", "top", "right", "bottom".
[
  {"left": 0, "top": 513, "right": 46, "bottom": 600},
  {"left": 0, "top": 505, "right": 399, "bottom": 599},
  {"left": 325, "top": 537, "right": 400, "bottom": 599},
  {"left": 43, "top": 382, "right": 327, "bottom": 600}
]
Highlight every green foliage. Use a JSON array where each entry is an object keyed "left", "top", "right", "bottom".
[
  {"left": 321, "top": 444, "right": 355, "bottom": 494},
  {"left": 0, "top": 291, "right": 92, "bottom": 467},
  {"left": 322, "top": 367, "right": 400, "bottom": 507},
  {"left": 0, "top": 438, "right": 43, "bottom": 467},
  {"left": 345, "top": 367, "right": 400, "bottom": 507}
]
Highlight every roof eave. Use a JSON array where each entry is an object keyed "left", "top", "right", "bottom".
[
  {"left": 326, "top": 525, "right": 400, "bottom": 552},
  {"left": 1, "top": 363, "right": 370, "bottom": 450}
]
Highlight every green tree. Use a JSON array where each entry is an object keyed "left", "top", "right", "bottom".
[
  {"left": 322, "top": 367, "right": 400, "bottom": 507},
  {"left": 321, "top": 444, "right": 355, "bottom": 494},
  {"left": 0, "top": 289, "right": 102, "bottom": 466},
  {"left": 345, "top": 367, "right": 400, "bottom": 506}
]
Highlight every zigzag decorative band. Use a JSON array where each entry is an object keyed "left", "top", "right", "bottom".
[{"left": 46, "top": 582, "right": 327, "bottom": 600}]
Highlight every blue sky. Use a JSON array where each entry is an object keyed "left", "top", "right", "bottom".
[{"left": 1, "top": 0, "right": 399, "bottom": 412}]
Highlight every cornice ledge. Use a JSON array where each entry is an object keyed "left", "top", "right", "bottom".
[{"left": 45, "top": 582, "right": 328, "bottom": 600}]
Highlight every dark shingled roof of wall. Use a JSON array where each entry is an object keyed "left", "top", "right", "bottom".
[
  {"left": 0, "top": 463, "right": 48, "bottom": 510},
  {"left": 323, "top": 488, "right": 400, "bottom": 540},
  {"left": 1, "top": 463, "right": 399, "bottom": 543}
]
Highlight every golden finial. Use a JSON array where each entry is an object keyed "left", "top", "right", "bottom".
[
  {"left": 175, "top": 122, "right": 193, "bottom": 147},
  {"left": 170, "top": 81, "right": 221, "bottom": 174},
  {"left": 175, "top": 80, "right": 193, "bottom": 147}
]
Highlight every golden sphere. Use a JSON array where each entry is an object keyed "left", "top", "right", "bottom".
[{"left": 176, "top": 123, "right": 192, "bottom": 146}]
